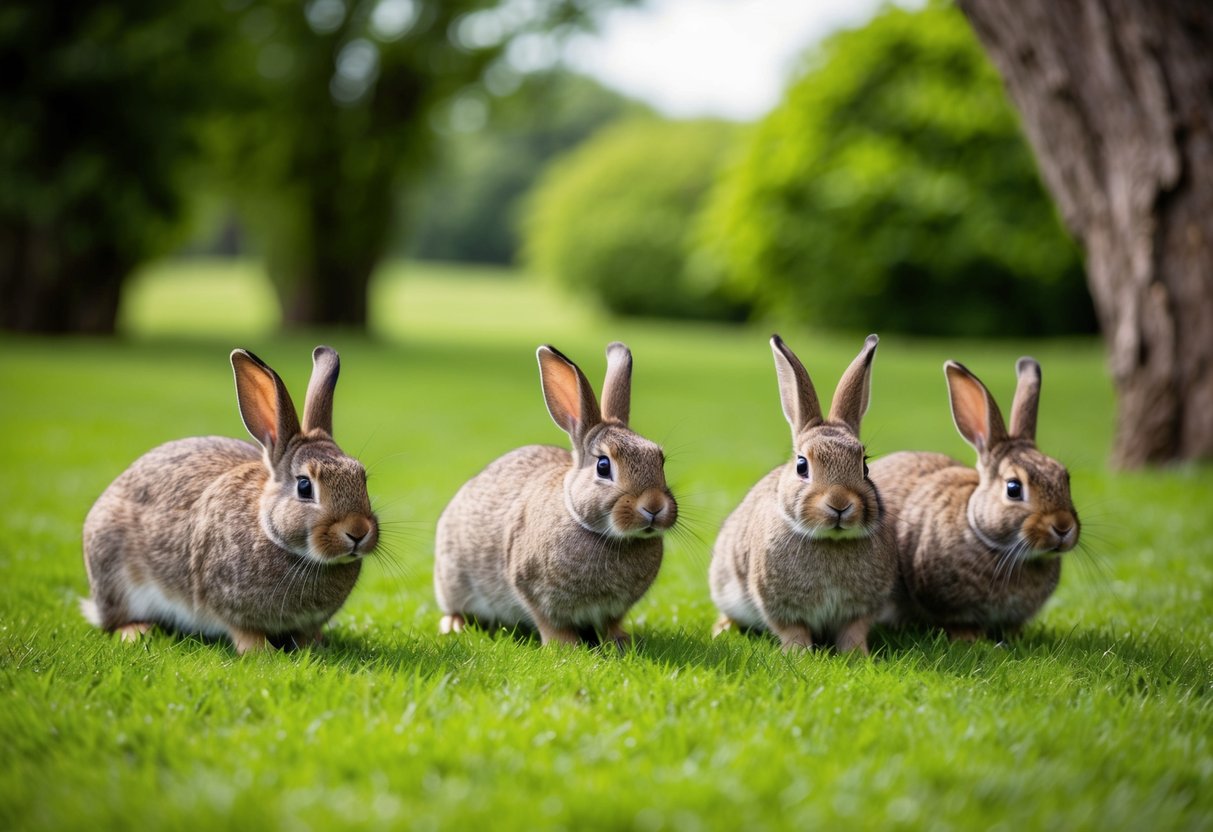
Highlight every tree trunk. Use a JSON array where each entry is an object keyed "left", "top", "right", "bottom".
[
  {"left": 958, "top": 0, "right": 1213, "bottom": 467},
  {"left": 0, "top": 225, "right": 125, "bottom": 335}
]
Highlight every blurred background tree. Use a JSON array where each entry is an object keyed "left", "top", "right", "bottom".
[
  {"left": 405, "top": 70, "right": 650, "bottom": 265},
  {"left": 695, "top": 1, "right": 1094, "bottom": 337},
  {"left": 218, "top": 0, "right": 634, "bottom": 328},
  {"left": 523, "top": 117, "right": 746, "bottom": 320},
  {"left": 0, "top": 0, "right": 635, "bottom": 333},
  {"left": 0, "top": 0, "right": 233, "bottom": 333}
]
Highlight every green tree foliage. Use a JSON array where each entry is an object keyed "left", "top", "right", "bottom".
[
  {"left": 0, "top": 0, "right": 632, "bottom": 334},
  {"left": 524, "top": 118, "right": 746, "bottom": 320},
  {"left": 698, "top": 2, "right": 1096, "bottom": 337},
  {"left": 222, "top": 0, "right": 631, "bottom": 328},
  {"left": 0, "top": 1, "right": 232, "bottom": 333},
  {"left": 406, "top": 71, "right": 650, "bottom": 265}
]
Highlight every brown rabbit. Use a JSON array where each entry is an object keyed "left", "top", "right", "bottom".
[
  {"left": 871, "top": 358, "right": 1079, "bottom": 641},
  {"left": 709, "top": 335, "right": 896, "bottom": 654},
  {"left": 433, "top": 342, "right": 677, "bottom": 647},
  {"left": 81, "top": 346, "right": 378, "bottom": 654}
]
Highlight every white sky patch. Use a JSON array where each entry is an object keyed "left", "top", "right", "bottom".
[{"left": 563, "top": 0, "right": 922, "bottom": 122}]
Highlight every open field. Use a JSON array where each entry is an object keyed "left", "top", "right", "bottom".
[{"left": 2, "top": 259, "right": 1210, "bottom": 830}]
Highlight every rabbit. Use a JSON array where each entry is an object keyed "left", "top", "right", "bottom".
[
  {"left": 709, "top": 334, "right": 896, "bottom": 654},
  {"left": 434, "top": 342, "right": 677, "bottom": 647},
  {"left": 81, "top": 346, "right": 379, "bottom": 654},
  {"left": 870, "top": 357, "right": 1080, "bottom": 641}
]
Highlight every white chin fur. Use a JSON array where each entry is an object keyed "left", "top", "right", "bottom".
[
  {"left": 810, "top": 525, "right": 869, "bottom": 541},
  {"left": 781, "top": 507, "right": 868, "bottom": 540}
]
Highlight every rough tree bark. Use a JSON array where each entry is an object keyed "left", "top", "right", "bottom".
[{"left": 958, "top": 0, "right": 1213, "bottom": 467}]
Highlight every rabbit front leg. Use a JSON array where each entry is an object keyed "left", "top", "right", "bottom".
[
  {"left": 605, "top": 619, "right": 632, "bottom": 650},
  {"left": 228, "top": 626, "right": 269, "bottom": 655},
  {"left": 117, "top": 622, "right": 153, "bottom": 642},
  {"left": 289, "top": 629, "right": 325, "bottom": 650},
  {"left": 944, "top": 625, "right": 985, "bottom": 642},
  {"left": 767, "top": 619, "right": 814, "bottom": 653},
  {"left": 523, "top": 604, "right": 579, "bottom": 646},
  {"left": 533, "top": 617, "right": 580, "bottom": 646},
  {"left": 835, "top": 617, "right": 872, "bottom": 655}
]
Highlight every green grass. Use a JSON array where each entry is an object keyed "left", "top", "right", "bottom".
[{"left": 2, "top": 258, "right": 1210, "bottom": 831}]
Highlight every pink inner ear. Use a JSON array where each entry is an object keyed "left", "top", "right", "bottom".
[
  {"left": 952, "top": 377, "right": 990, "bottom": 448},
  {"left": 550, "top": 376, "right": 580, "bottom": 427},
  {"left": 237, "top": 362, "right": 280, "bottom": 446},
  {"left": 540, "top": 353, "right": 583, "bottom": 433}
]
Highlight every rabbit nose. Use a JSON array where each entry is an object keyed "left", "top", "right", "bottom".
[
  {"left": 346, "top": 531, "right": 367, "bottom": 545},
  {"left": 826, "top": 502, "right": 851, "bottom": 518}
]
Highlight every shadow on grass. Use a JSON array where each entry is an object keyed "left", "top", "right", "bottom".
[{"left": 83, "top": 604, "right": 1208, "bottom": 704}]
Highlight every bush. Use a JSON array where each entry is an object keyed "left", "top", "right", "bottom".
[
  {"left": 524, "top": 118, "right": 747, "bottom": 320},
  {"left": 697, "top": 1, "right": 1096, "bottom": 337}
]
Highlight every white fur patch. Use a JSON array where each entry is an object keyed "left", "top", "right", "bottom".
[
  {"left": 79, "top": 598, "right": 100, "bottom": 627},
  {"left": 124, "top": 580, "right": 228, "bottom": 639},
  {"left": 713, "top": 576, "right": 763, "bottom": 629}
]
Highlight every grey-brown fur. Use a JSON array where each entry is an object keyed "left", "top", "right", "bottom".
[
  {"left": 709, "top": 335, "right": 896, "bottom": 654},
  {"left": 872, "top": 358, "right": 1079, "bottom": 641},
  {"left": 81, "top": 346, "right": 378, "bottom": 654},
  {"left": 434, "top": 342, "right": 676, "bottom": 647}
]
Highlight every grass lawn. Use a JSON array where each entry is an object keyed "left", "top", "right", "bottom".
[{"left": 2, "top": 258, "right": 1210, "bottom": 831}]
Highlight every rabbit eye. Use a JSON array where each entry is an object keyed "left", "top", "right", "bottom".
[
  {"left": 1006, "top": 479, "right": 1023, "bottom": 501},
  {"left": 596, "top": 456, "right": 612, "bottom": 480},
  {"left": 296, "top": 476, "right": 314, "bottom": 500},
  {"left": 796, "top": 456, "right": 809, "bottom": 479}
]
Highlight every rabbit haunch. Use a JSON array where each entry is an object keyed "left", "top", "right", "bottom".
[
  {"left": 434, "top": 342, "right": 676, "bottom": 647},
  {"left": 81, "top": 346, "right": 378, "bottom": 654}
]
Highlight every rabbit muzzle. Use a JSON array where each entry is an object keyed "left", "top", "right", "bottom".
[
  {"left": 612, "top": 488, "right": 677, "bottom": 537},
  {"left": 1023, "top": 508, "right": 1079, "bottom": 555},
  {"left": 802, "top": 485, "right": 871, "bottom": 540},
  {"left": 312, "top": 512, "right": 379, "bottom": 562}
]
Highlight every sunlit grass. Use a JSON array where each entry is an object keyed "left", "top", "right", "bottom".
[{"left": 1, "top": 258, "right": 1209, "bottom": 831}]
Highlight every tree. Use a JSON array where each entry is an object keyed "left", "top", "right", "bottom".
[
  {"left": 224, "top": 0, "right": 633, "bottom": 328},
  {"left": 697, "top": 2, "right": 1092, "bottom": 337},
  {"left": 958, "top": 0, "right": 1213, "bottom": 467},
  {"left": 406, "top": 70, "right": 650, "bottom": 265},
  {"left": 0, "top": 1, "right": 231, "bottom": 333}
]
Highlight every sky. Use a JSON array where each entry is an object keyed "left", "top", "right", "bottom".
[{"left": 562, "top": 0, "right": 911, "bottom": 121}]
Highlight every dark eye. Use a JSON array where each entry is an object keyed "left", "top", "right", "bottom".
[
  {"left": 296, "top": 476, "right": 313, "bottom": 500},
  {"left": 796, "top": 456, "right": 809, "bottom": 478},
  {"left": 1006, "top": 479, "right": 1023, "bottom": 501},
  {"left": 596, "top": 456, "right": 612, "bottom": 479}
]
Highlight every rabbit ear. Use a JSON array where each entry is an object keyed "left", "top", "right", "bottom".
[
  {"left": 600, "top": 341, "right": 632, "bottom": 426},
  {"left": 231, "top": 349, "right": 301, "bottom": 465},
  {"left": 770, "top": 335, "right": 823, "bottom": 432},
  {"left": 1009, "top": 356, "right": 1041, "bottom": 441},
  {"left": 302, "top": 345, "right": 340, "bottom": 436},
  {"left": 828, "top": 334, "right": 879, "bottom": 434},
  {"left": 537, "top": 345, "right": 602, "bottom": 443},
  {"left": 945, "top": 360, "right": 1007, "bottom": 455}
]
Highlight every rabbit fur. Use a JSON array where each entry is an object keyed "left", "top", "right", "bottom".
[
  {"left": 709, "top": 335, "right": 896, "bottom": 654},
  {"left": 871, "top": 358, "right": 1079, "bottom": 641},
  {"left": 81, "top": 346, "right": 378, "bottom": 654},
  {"left": 434, "top": 342, "right": 677, "bottom": 647}
]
